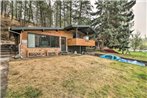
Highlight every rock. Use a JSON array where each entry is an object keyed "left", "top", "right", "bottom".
[
  {"left": 14, "top": 54, "right": 22, "bottom": 59},
  {"left": 74, "top": 51, "right": 77, "bottom": 54}
]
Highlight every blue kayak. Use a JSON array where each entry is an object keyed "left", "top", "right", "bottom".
[{"left": 100, "top": 54, "right": 145, "bottom": 66}]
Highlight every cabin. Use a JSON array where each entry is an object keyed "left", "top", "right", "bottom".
[{"left": 9, "top": 25, "right": 96, "bottom": 57}]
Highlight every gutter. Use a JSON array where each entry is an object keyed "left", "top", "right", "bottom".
[{"left": 9, "top": 30, "right": 20, "bottom": 35}]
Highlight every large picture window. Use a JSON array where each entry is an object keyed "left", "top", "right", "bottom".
[
  {"left": 28, "top": 33, "right": 60, "bottom": 48},
  {"left": 28, "top": 33, "right": 35, "bottom": 48}
]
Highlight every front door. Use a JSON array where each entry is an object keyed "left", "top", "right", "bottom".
[{"left": 61, "top": 37, "right": 66, "bottom": 52}]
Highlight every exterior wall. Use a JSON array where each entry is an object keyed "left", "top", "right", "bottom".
[
  {"left": 68, "top": 46, "right": 86, "bottom": 53},
  {"left": 67, "top": 38, "right": 95, "bottom": 46},
  {"left": 20, "top": 30, "right": 73, "bottom": 57},
  {"left": 19, "top": 29, "right": 96, "bottom": 57}
]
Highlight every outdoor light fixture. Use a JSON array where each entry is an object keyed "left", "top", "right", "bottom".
[{"left": 84, "top": 35, "right": 89, "bottom": 41}]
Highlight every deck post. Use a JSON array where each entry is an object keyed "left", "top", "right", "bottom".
[
  {"left": 80, "top": 46, "right": 81, "bottom": 53},
  {"left": 76, "top": 27, "right": 78, "bottom": 38}
]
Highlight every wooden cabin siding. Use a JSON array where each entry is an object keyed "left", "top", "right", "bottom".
[
  {"left": 67, "top": 38, "right": 95, "bottom": 46},
  {"left": 18, "top": 30, "right": 96, "bottom": 57},
  {"left": 20, "top": 30, "right": 73, "bottom": 57},
  {"left": 21, "top": 30, "right": 73, "bottom": 40}
]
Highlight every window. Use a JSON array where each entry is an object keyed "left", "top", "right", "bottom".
[
  {"left": 28, "top": 33, "right": 59, "bottom": 48},
  {"left": 37, "top": 35, "right": 49, "bottom": 47},
  {"left": 50, "top": 36, "right": 59, "bottom": 47},
  {"left": 73, "top": 32, "right": 80, "bottom": 38},
  {"left": 28, "top": 34, "right": 35, "bottom": 48}
]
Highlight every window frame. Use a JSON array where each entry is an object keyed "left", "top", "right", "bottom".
[{"left": 27, "top": 32, "right": 60, "bottom": 48}]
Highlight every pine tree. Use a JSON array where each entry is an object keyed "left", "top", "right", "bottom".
[
  {"left": 73, "top": 0, "right": 92, "bottom": 25},
  {"left": 91, "top": 0, "right": 136, "bottom": 53},
  {"left": 91, "top": 0, "right": 111, "bottom": 49},
  {"left": 117, "top": 0, "right": 136, "bottom": 53}
]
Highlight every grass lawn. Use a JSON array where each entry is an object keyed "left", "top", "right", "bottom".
[
  {"left": 129, "top": 51, "right": 147, "bottom": 58},
  {"left": 6, "top": 55, "right": 147, "bottom": 98},
  {"left": 117, "top": 51, "right": 147, "bottom": 61},
  {"left": 97, "top": 50, "right": 147, "bottom": 61}
]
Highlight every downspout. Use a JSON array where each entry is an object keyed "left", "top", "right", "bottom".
[{"left": 9, "top": 30, "right": 21, "bottom": 56}]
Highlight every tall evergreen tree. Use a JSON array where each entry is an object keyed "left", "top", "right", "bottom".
[
  {"left": 73, "top": 0, "right": 92, "bottom": 25},
  {"left": 91, "top": 0, "right": 136, "bottom": 53}
]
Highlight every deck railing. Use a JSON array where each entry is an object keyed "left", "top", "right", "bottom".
[{"left": 67, "top": 38, "right": 95, "bottom": 46}]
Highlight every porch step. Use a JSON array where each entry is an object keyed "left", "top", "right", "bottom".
[
  {"left": 0, "top": 44, "right": 17, "bottom": 58},
  {"left": 0, "top": 52, "right": 10, "bottom": 55},
  {"left": 0, "top": 54, "right": 15, "bottom": 58},
  {"left": 1, "top": 52, "right": 16, "bottom": 55},
  {"left": 0, "top": 50, "right": 11, "bottom": 52},
  {"left": 0, "top": 55, "right": 11, "bottom": 58}
]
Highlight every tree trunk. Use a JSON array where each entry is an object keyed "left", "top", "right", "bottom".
[
  {"left": 28, "top": 1, "right": 31, "bottom": 22},
  {"left": 19, "top": 1, "right": 22, "bottom": 24},
  {"left": 78, "top": 1, "right": 83, "bottom": 24},
  {"left": 48, "top": 0, "right": 52, "bottom": 27},
  {"left": 55, "top": 1, "right": 59, "bottom": 27},
  {"left": 15, "top": 1, "right": 18, "bottom": 20},
  {"left": 1, "top": 1, "right": 4, "bottom": 16},
  {"left": 11, "top": 1, "right": 14, "bottom": 20},
  {"left": 4, "top": 1, "right": 7, "bottom": 17},
  {"left": 63, "top": 1, "right": 66, "bottom": 27},
  {"left": 59, "top": 1, "right": 62, "bottom": 27},
  {"left": 24, "top": 1, "right": 27, "bottom": 25},
  {"left": 69, "top": 0, "right": 72, "bottom": 25}
]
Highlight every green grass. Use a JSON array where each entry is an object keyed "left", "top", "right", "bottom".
[
  {"left": 108, "top": 62, "right": 147, "bottom": 98},
  {"left": 61, "top": 62, "right": 147, "bottom": 98},
  {"left": 6, "top": 86, "right": 42, "bottom": 98},
  {"left": 118, "top": 51, "right": 147, "bottom": 61},
  {"left": 97, "top": 50, "right": 147, "bottom": 61},
  {"left": 130, "top": 51, "right": 147, "bottom": 58}
]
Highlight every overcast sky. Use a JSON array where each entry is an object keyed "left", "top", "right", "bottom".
[
  {"left": 91, "top": 0, "right": 147, "bottom": 38},
  {"left": 133, "top": 0, "right": 147, "bottom": 38}
]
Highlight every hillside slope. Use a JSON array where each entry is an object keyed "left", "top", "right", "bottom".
[
  {"left": 1, "top": 16, "right": 20, "bottom": 41},
  {"left": 0, "top": 16, "right": 35, "bottom": 42},
  {"left": 7, "top": 55, "right": 147, "bottom": 98}
]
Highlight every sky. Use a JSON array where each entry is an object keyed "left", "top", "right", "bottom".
[
  {"left": 133, "top": 0, "right": 147, "bottom": 38},
  {"left": 90, "top": 0, "right": 147, "bottom": 38}
]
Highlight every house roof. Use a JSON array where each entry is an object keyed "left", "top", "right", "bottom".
[
  {"left": 64, "top": 25, "right": 96, "bottom": 35},
  {"left": 10, "top": 27, "right": 63, "bottom": 32},
  {"left": 10, "top": 25, "right": 96, "bottom": 35}
]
